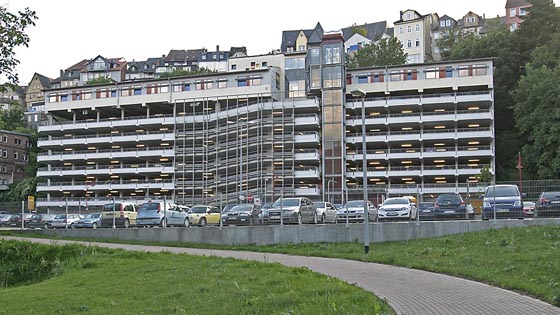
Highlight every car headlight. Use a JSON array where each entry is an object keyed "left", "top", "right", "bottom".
[
  {"left": 401, "top": 207, "right": 408, "bottom": 211},
  {"left": 514, "top": 201, "right": 522, "bottom": 207},
  {"left": 483, "top": 202, "right": 491, "bottom": 208}
]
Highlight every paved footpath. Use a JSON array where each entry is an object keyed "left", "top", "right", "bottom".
[{"left": 4, "top": 236, "right": 560, "bottom": 315}]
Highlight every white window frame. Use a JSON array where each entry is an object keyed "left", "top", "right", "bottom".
[{"left": 510, "top": 8, "right": 516, "bottom": 17}]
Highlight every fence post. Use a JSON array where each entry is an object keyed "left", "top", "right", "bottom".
[{"left": 21, "top": 200, "right": 24, "bottom": 230}]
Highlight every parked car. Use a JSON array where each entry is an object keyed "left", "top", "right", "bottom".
[
  {"left": 336, "top": 200, "right": 377, "bottom": 223},
  {"left": 378, "top": 197, "right": 417, "bottom": 221},
  {"left": 27, "top": 213, "right": 58, "bottom": 229},
  {"left": 260, "top": 197, "right": 317, "bottom": 224},
  {"left": 312, "top": 202, "right": 338, "bottom": 224},
  {"left": 7, "top": 213, "right": 34, "bottom": 228},
  {"left": 482, "top": 185, "right": 524, "bottom": 219},
  {"left": 221, "top": 204, "right": 260, "bottom": 226},
  {"left": 136, "top": 200, "right": 188, "bottom": 227},
  {"left": 434, "top": 194, "right": 468, "bottom": 220},
  {"left": 0, "top": 214, "right": 14, "bottom": 226},
  {"left": 50, "top": 214, "right": 84, "bottom": 229},
  {"left": 100, "top": 202, "right": 138, "bottom": 228},
  {"left": 418, "top": 202, "right": 435, "bottom": 221},
  {"left": 523, "top": 201, "right": 536, "bottom": 217},
  {"left": 73, "top": 213, "right": 102, "bottom": 229},
  {"left": 535, "top": 192, "right": 560, "bottom": 218},
  {"left": 187, "top": 205, "right": 221, "bottom": 227},
  {"left": 222, "top": 204, "right": 238, "bottom": 213}
]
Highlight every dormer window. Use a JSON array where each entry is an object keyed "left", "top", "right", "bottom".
[{"left": 446, "top": 20, "right": 452, "bottom": 27}]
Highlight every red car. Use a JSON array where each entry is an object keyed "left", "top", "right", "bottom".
[{"left": 523, "top": 201, "right": 535, "bottom": 217}]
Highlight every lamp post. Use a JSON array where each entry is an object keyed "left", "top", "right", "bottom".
[
  {"left": 351, "top": 88, "right": 369, "bottom": 255},
  {"left": 327, "top": 179, "right": 337, "bottom": 203},
  {"left": 264, "top": 178, "right": 269, "bottom": 205}
]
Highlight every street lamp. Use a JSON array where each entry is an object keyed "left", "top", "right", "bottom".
[
  {"left": 351, "top": 88, "right": 369, "bottom": 255},
  {"left": 264, "top": 178, "right": 269, "bottom": 205}
]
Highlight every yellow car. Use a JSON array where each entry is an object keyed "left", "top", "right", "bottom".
[{"left": 187, "top": 205, "right": 220, "bottom": 227}]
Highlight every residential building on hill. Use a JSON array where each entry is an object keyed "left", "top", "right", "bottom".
[
  {"left": 0, "top": 130, "right": 30, "bottom": 190},
  {"left": 506, "top": 0, "right": 532, "bottom": 31},
  {"left": 394, "top": 10, "right": 437, "bottom": 64}
]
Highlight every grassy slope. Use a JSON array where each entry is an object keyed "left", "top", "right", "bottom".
[{"left": 0, "top": 242, "right": 392, "bottom": 315}]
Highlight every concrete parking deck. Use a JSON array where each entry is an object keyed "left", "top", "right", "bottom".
[{"left": 3, "top": 236, "right": 560, "bottom": 315}]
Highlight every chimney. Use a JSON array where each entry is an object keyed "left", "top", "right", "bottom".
[
  {"left": 216, "top": 45, "right": 220, "bottom": 52},
  {"left": 60, "top": 69, "right": 63, "bottom": 77}
]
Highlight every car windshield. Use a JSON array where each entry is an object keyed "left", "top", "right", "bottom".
[
  {"left": 229, "top": 205, "right": 252, "bottom": 212},
  {"left": 139, "top": 203, "right": 160, "bottom": 211},
  {"left": 485, "top": 186, "right": 519, "bottom": 198},
  {"left": 272, "top": 198, "right": 299, "bottom": 207},
  {"left": 437, "top": 195, "right": 462, "bottom": 203},
  {"left": 313, "top": 202, "right": 326, "bottom": 208},
  {"left": 189, "top": 207, "right": 207, "bottom": 214},
  {"left": 344, "top": 200, "right": 366, "bottom": 207},
  {"left": 222, "top": 204, "right": 237, "bottom": 212},
  {"left": 542, "top": 192, "right": 560, "bottom": 200},
  {"left": 86, "top": 213, "right": 100, "bottom": 219},
  {"left": 54, "top": 214, "right": 66, "bottom": 219},
  {"left": 383, "top": 198, "right": 408, "bottom": 205}
]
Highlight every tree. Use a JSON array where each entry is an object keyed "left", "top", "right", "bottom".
[
  {"left": 0, "top": 6, "right": 38, "bottom": 92},
  {"left": 477, "top": 166, "right": 493, "bottom": 183},
  {"left": 436, "top": 28, "right": 474, "bottom": 61},
  {"left": 0, "top": 106, "right": 25, "bottom": 130},
  {"left": 347, "top": 37, "right": 407, "bottom": 69},
  {"left": 512, "top": 33, "right": 560, "bottom": 179},
  {"left": 349, "top": 25, "right": 367, "bottom": 37}
]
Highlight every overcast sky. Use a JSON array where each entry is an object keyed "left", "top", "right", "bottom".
[{"left": 4, "top": 0, "right": 533, "bottom": 84}]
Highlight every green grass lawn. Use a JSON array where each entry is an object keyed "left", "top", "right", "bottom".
[
  {"left": 3, "top": 225, "right": 560, "bottom": 306},
  {"left": 0, "top": 240, "right": 392, "bottom": 315}
]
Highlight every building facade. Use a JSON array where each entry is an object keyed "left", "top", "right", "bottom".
[
  {"left": 36, "top": 38, "right": 494, "bottom": 211},
  {"left": 506, "top": 0, "right": 532, "bottom": 31},
  {"left": 0, "top": 130, "right": 30, "bottom": 190}
]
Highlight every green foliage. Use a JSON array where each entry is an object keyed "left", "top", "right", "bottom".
[
  {"left": 0, "top": 6, "right": 38, "bottom": 93},
  {"left": 84, "top": 76, "right": 113, "bottom": 86},
  {"left": 0, "top": 240, "right": 392, "bottom": 314},
  {"left": 477, "top": 166, "right": 493, "bottom": 183},
  {"left": 0, "top": 240, "right": 96, "bottom": 287},
  {"left": 347, "top": 37, "right": 407, "bottom": 69},
  {"left": 159, "top": 67, "right": 217, "bottom": 78},
  {"left": 436, "top": 28, "right": 474, "bottom": 60},
  {"left": 0, "top": 106, "right": 25, "bottom": 131},
  {"left": 349, "top": 25, "right": 368, "bottom": 37}
]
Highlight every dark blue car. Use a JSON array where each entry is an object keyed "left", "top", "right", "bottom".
[{"left": 482, "top": 185, "right": 524, "bottom": 219}]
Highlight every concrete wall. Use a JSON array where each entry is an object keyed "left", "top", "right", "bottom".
[{"left": 36, "top": 218, "right": 560, "bottom": 246}]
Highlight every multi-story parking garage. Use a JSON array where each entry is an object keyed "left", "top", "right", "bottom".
[{"left": 36, "top": 33, "right": 494, "bottom": 211}]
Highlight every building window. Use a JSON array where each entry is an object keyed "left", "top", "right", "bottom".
[
  {"left": 323, "top": 67, "right": 342, "bottom": 88},
  {"left": 195, "top": 80, "right": 213, "bottom": 90},
  {"left": 358, "top": 75, "right": 369, "bottom": 84},
  {"left": 399, "top": 27, "right": 403, "bottom": 35},
  {"left": 262, "top": 62, "right": 267, "bottom": 67},
  {"left": 2, "top": 150, "right": 7, "bottom": 158},
  {"left": 60, "top": 94, "right": 68, "bottom": 102},
  {"left": 288, "top": 80, "right": 305, "bottom": 98},
  {"left": 298, "top": 44, "right": 306, "bottom": 51},
  {"left": 440, "top": 20, "right": 445, "bottom": 28},
  {"left": 446, "top": 20, "right": 452, "bottom": 27},
  {"left": 520, "top": 7, "right": 526, "bottom": 16},
  {"left": 407, "top": 25, "right": 412, "bottom": 33},
  {"left": 285, "top": 57, "right": 305, "bottom": 70},
  {"left": 510, "top": 8, "right": 516, "bottom": 17},
  {"left": 14, "top": 152, "right": 18, "bottom": 160},
  {"left": 407, "top": 40, "right": 412, "bottom": 48},
  {"left": 231, "top": 64, "right": 237, "bottom": 70},
  {"left": 415, "top": 39, "right": 420, "bottom": 47},
  {"left": 310, "top": 68, "right": 321, "bottom": 88},
  {"left": 133, "top": 87, "right": 142, "bottom": 95},
  {"left": 324, "top": 46, "right": 341, "bottom": 64},
  {"left": 458, "top": 64, "right": 487, "bottom": 77},
  {"left": 2, "top": 136, "right": 6, "bottom": 143},
  {"left": 510, "top": 22, "right": 517, "bottom": 31},
  {"left": 416, "top": 24, "right": 420, "bottom": 32},
  {"left": 287, "top": 47, "right": 294, "bottom": 53},
  {"left": 218, "top": 78, "right": 227, "bottom": 89}
]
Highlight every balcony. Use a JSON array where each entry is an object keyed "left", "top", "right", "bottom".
[
  {"left": 294, "top": 186, "right": 321, "bottom": 196},
  {"left": 38, "top": 114, "right": 175, "bottom": 132},
  {"left": 38, "top": 130, "right": 175, "bottom": 148},
  {"left": 294, "top": 167, "right": 320, "bottom": 179},
  {"left": 294, "top": 132, "right": 320, "bottom": 144},
  {"left": 37, "top": 147, "right": 175, "bottom": 162},
  {"left": 294, "top": 149, "right": 320, "bottom": 161},
  {"left": 37, "top": 163, "right": 174, "bottom": 177},
  {"left": 36, "top": 179, "right": 174, "bottom": 192}
]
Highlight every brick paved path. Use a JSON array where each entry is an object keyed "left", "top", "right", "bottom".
[{"left": 4, "top": 236, "right": 560, "bottom": 315}]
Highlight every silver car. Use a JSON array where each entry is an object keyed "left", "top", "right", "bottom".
[
  {"left": 313, "top": 202, "right": 338, "bottom": 224},
  {"left": 50, "top": 214, "right": 84, "bottom": 229},
  {"left": 136, "top": 200, "right": 189, "bottom": 227},
  {"left": 337, "top": 200, "right": 377, "bottom": 223},
  {"left": 73, "top": 213, "right": 102, "bottom": 229}
]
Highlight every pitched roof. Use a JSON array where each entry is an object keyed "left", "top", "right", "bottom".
[
  {"left": 341, "top": 21, "right": 388, "bottom": 42},
  {"left": 164, "top": 49, "right": 206, "bottom": 63},
  {"left": 506, "top": 0, "right": 531, "bottom": 8},
  {"left": 33, "top": 73, "right": 52, "bottom": 88},
  {"left": 308, "top": 22, "right": 324, "bottom": 44},
  {"left": 281, "top": 28, "right": 314, "bottom": 52}
]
